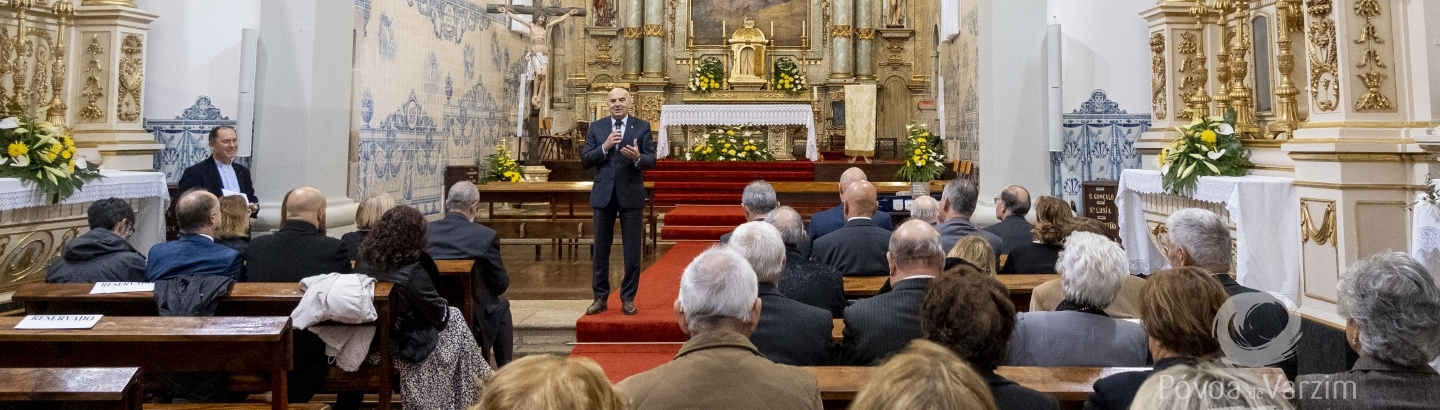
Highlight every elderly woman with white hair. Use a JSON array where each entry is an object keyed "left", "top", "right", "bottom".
[
  {"left": 1004, "top": 232, "right": 1148, "bottom": 367},
  {"left": 730, "top": 221, "right": 833, "bottom": 366},
  {"left": 1296, "top": 252, "right": 1440, "bottom": 409}
]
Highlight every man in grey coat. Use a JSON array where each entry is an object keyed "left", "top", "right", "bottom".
[
  {"left": 46, "top": 198, "right": 146, "bottom": 283},
  {"left": 935, "top": 178, "right": 1003, "bottom": 254}
]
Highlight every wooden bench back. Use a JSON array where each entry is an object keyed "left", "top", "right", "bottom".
[{"left": 0, "top": 367, "right": 142, "bottom": 410}]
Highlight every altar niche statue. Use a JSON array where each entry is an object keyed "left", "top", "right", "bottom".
[
  {"left": 498, "top": 5, "right": 578, "bottom": 109},
  {"left": 887, "top": 0, "right": 905, "bottom": 27}
]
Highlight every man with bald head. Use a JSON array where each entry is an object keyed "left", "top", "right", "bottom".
[
  {"left": 428, "top": 181, "right": 513, "bottom": 365},
  {"left": 582, "top": 87, "right": 655, "bottom": 315},
  {"left": 813, "top": 180, "right": 893, "bottom": 277},
  {"left": 909, "top": 195, "right": 941, "bottom": 224},
  {"left": 146, "top": 188, "right": 244, "bottom": 282},
  {"left": 983, "top": 185, "right": 1034, "bottom": 255},
  {"left": 246, "top": 187, "right": 351, "bottom": 282},
  {"left": 838, "top": 219, "right": 944, "bottom": 365},
  {"left": 808, "top": 167, "right": 892, "bottom": 240}
]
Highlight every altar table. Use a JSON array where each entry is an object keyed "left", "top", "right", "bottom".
[
  {"left": 657, "top": 104, "right": 818, "bottom": 161},
  {"left": 1117, "top": 169, "right": 1300, "bottom": 305},
  {"left": 0, "top": 170, "right": 167, "bottom": 254}
]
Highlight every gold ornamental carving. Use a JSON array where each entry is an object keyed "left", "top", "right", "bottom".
[
  {"left": 830, "top": 25, "right": 852, "bottom": 38},
  {"left": 1300, "top": 200, "right": 1337, "bottom": 246},
  {"left": 1269, "top": 0, "right": 1304, "bottom": 139},
  {"left": 623, "top": 27, "right": 641, "bottom": 39},
  {"left": 635, "top": 93, "right": 662, "bottom": 126},
  {"left": 0, "top": 29, "right": 11, "bottom": 108},
  {"left": 1224, "top": 0, "right": 1258, "bottom": 136},
  {"left": 642, "top": 24, "right": 664, "bottom": 38},
  {"left": 26, "top": 28, "right": 51, "bottom": 111},
  {"left": 856, "top": 28, "right": 875, "bottom": 40},
  {"left": 116, "top": 34, "right": 143, "bottom": 122},
  {"left": 1352, "top": 0, "right": 1391, "bottom": 111},
  {"left": 1150, "top": 32, "right": 1165, "bottom": 120},
  {"left": 47, "top": 0, "right": 75, "bottom": 126},
  {"left": 1175, "top": 31, "right": 1202, "bottom": 120},
  {"left": 10, "top": 0, "right": 36, "bottom": 111},
  {"left": 1147, "top": 222, "right": 1171, "bottom": 258},
  {"left": 78, "top": 35, "right": 104, "bottom": 121},
  {"left": 880, "top": 37, "right": 909, "bottom": 69},
  {"left": 1306, "top": 0, "right": 1339, "bottom": 112}
]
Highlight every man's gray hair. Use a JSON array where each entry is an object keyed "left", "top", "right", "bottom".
[
  {"left": 910, "top": 196, "right": 940, "bottom": 223},
  {"left": 1339, "top": 251, "right": 1440, "bottom": 367},
  {"left": 888, "top": 225, "right": 944, "bottom": 270},
  {"left": 678, "top": 246, "right": 759, "bottom": 333},
  {"left": 1057, "top": 232, "right": 1129, "bottom": 309},
  {"left": 766, "top": 206, "right": 807, "bottom": 245},
  {"left": 941, "top": 178, "right": 979, "bottom": 216},
  {"left": 1166, "top": 208, "right": 1232, "bottom": 273},
  {"left": 729, "top": 221, "right": 785, "bottom": 284},
  {"left": 446, "top": 181, "right": 480, "bottom": 212},
  {"left": 741, "top": 180, "right": 778, "bottom": 215}
]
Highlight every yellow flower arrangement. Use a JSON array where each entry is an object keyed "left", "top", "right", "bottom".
[
  {"left": 687, "top": 125, "right": 775, "bottom": 162},
  {"left": 1158, "top": 109, "right": 1253, "bottom": 194},
  {"left": 0, "top": 104, "right": 102, "bottom": 203},
  {"left": 483, "top": 141, "right": 525, "bottom": 183},
  {"left": 771, "top": 57, "right": 807, "bottom": 95},
  {"left": 895, "top": 124, "right": 944, "bottom": 182},
  {"left": 689, "top": 57, "right": 727, "bottom": 93}
]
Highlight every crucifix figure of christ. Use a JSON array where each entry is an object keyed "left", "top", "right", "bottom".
[{"left": 493, "top": 4, "right": 581, "bottom": 111}]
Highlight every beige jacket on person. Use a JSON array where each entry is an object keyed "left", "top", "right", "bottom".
[
  {"left": 1029, "top": 275, "right": 1146, "bottom": 319},
  {"left": 617, "top": 330, "right": 823, "bottom": 410}
]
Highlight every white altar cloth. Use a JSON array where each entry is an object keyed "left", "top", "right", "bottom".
[
  {"left": 657, "top": 104, "right": 818, "bottom": 161},
  {"left": 1412, "top": 183, "right": 1440, "bottom": 276},
  {"left": 0, "top": 170, "right": 168, "bottom": 255},
  {"left": 1117, "top": 169, "right": 1300, "bottom": 305}
]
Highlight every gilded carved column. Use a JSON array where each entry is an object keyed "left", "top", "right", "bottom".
[
  {"left": 69, "top": 1, "right": 160, "bottom": 171},
  {"left": 829, "top": 0, "right": 853, "bottom": 79},
  {"left": 622, "top": 0, "right": 642, "bottom": 80},
  {"left": 640, "top": 0, "right": 663, "bottom": 77},
  {"left": 854, "top": 0, "right": 874, "bottom": 80}
]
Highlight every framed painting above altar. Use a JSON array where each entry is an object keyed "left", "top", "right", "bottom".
[{"left": 691, "top": 0, "right": 808, "bottom": 47}]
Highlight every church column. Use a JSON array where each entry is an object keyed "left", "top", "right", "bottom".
[
  {"left": 621, "top": 0, "right": 642, "bottom": 80},
  {"left": 854, "top": 0, "right": 874, "bottom": 81},
  {"left": 829, "top": 0, "right": 853, "bottom": 79},
  {"left": 70, "top": 0, "right": 162, "bottom": 171},
  {"left": 640, "top": 0, "right": 663, "bottom": 78}
]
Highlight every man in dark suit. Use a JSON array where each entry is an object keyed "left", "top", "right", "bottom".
[
  {"left": 427, "top": 181, "right": 513, "bottom": 366},
  {"left": 730, "top": 221, "right": 832, "bottom": 366},
  {"left": 146, "top": 188, "right": 244, "bottom": 282},
  {"left": 814, "top": 181, "right": 892, "bottom": 277},
  {"left": 178, "top": 125, "right": 258, "bottom": 217},
  {"left": 839, "top": 219, "right": 941, "bottom": 365},
  {"left": 936, "top": 178, "right": 1004, "bottom": 253},
  {"left": 719, "top": 180, "right": 776, "bottom": 244},
  {"left": 983, "top": 185, "right": 1033, "bottom": 255},
  {"left": 246, "top": 187, "right": 351, "bottom": 282},
  {"left": 582, "top": 87, "right": 656, "bottom": 316},
  {"left": 769, "top": 206, "right": 846, "bottom": 318},
  {"left": 809, "top": 167, "right": 892, "bottom": 240}
]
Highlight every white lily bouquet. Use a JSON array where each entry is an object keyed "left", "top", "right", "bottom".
[
  {"left": 0, "top": 107, "right": 101, "bottom": 203},
  {"left": 1158, "top": 109, "right": 1252, "bottom": 194}
]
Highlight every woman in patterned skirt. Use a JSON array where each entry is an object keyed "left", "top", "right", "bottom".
[{"left": 359, "top": 205, "right": 492, "bottom": 409}]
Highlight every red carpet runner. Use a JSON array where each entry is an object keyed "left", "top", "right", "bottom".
[
  {"left": 659, "top": 205, "right": 747, "bottom": 241},
  {"left": 648, "top": 160, "right": 814, "bottom": 206}
]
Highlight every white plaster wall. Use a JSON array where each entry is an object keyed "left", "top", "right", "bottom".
[
  {"left": 978, "top": 0, "right": 1050, "bottom": 198},
  {"left": 136, "top": 0, "right": 261, "bottom": 140},
  {"left": 1050, "top": 0, "right": 1152, "bottom": 113}
]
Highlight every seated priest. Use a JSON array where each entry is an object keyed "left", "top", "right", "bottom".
[
  {"left": 617, "top": 246, "right": 822, "bottom": 410},
  {"left": 46, "top": 198, "right": 147, "bottom": 283},
  {"left": 838, "top": 220, "right": 939, "bottom": 365},
  {"left": 813, "top": 180, "right": 893, "bottom": 277},
  {"left": 427, "top": 181, "right": 513, "bottom": 366},
  {"left": 730, "top": 221, "right": 833, "bottom": 366},
  {"left": 769, "top": 206, "right": 846, "bottom": 318},
  {"left": 809, "top": 167, "right": 892, "bottom": 240},
  {"left": 146, "top": 188, "right": 244, "bottom": 282},
  {"left": 246, "top": 187, "right": 351, "bottom": 282},
  {"left": 936, "top": 178, "right": 1004, "bottom": 254}
]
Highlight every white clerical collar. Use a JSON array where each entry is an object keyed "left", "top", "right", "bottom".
[
  {"left": 846, "top": 216, "right": 872, "bottom": 222},
  {"left": 898, "top": 275, "right": 934, "bottom": 282}
]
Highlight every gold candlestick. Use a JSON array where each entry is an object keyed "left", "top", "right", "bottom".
[
  {"left": 1186, "top": 1, "right": 1215, "bottom": 119},
  {"left": 1227, "top": 0, "right": 1258, "bottom": 136},
  {"left": 1268, "top": 0, "right": 1302, "bottom": 139},
  {"left": 47, "top": 0, "right": 75, "bottom": 126}
]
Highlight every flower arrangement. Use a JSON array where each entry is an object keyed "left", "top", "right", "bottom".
[
  {"left": 772, "top": 57, "right": 807, "bottom": 95},
  {"left": 686, "top": 125, "right": 774, "bottom": 162},
  {"left": 1158, "top": 109, "right": 1253, "bottom": 194},
  {"left": 894, "top": 124, "right": 944, "bottom": 182},
  {"left": 0, "top": 105, "right": 101, "bottom": 203},
  {"left": 483, "top": 141, "right": 523, "bottom": 183},
  {"left": 688, "top": 57, "right": 726, "bottom": 93}
]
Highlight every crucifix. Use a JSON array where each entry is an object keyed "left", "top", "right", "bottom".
[{"left": 487, "top": 4, "right": 585, "bottom": 164}]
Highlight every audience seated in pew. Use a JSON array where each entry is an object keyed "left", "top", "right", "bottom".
[
  {"left": 839, "top": 220, "right": 939, "bottom": 365},
  {"left": 982, "top": 185, "right": 1033, "bottom": 256},
  {"left": 849, "top": 339, "right": 998, "bottom": 410},
  {"left": 809, "top": 167, "right": 893, "bottom": 240},
  {"left": 1297, "top": 252, "right": 1440, "bottom": 410},
  {"left": 341, "top": 193, "right": 395, "bottom": 261},
  {"left": 946, "top": 235, "right": 998, "bottom": 276},
  {"left": 617, "top": 246, "right": 822, "bottom": 410},
  {"left": 1084, "top": 267, "right": 1227, "bottom": 410},
  {"left": 428, "top": 181, "right": 514, "bottom": 367},
  {"left": 909, "top": 195, "right": 941, "bottom": 225},
  {"left": 769, "top": 206, "right": 845, "bottom": 318},
  {"left": 999, "top": 196, "right": 1072, "bottom": 274},
  {"left": 936, "top": 178, "right": 1004, "bottom": 255},
  {"left": 147, "top": 188, "right": 244, "bottom": 282},
  {"left": 1030, "top": 219, "right": 1145, "bottom": 317},
  {"left": 719, "top": 181, "right": 777, "bottom": 244},
  {"left": 1166, "top": 208, "right": 1297, "bottom": 380},
  {"left": 1006, "top": 232, "right": 1147, "bottom": 367},
  {"left": 215, "top": 195, "right": 253, "bottom": 258},
  {"left": 46, "top": 197, "right": 146, "bottom": 283},
  {"left": 730, "top": 221, "right": 833, "bottom": 366},
  {"left": 359, "top": 205, "right": 492, "bottom": 409},
  {"left": 474, "top": 355, "right": 625, "bottom": 410},
  {"left": 814, "top": 180, "right": 893, "bottom": 277},
  {"left": 921, "top": 266, "right": 1059, "bottom": 410},
  {"left": 1131, "top": 361, "right": 1294, "bottom": 410}
]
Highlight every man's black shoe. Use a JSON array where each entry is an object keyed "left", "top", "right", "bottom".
[
  {"left": 586, "top": 298, "right": 608, "bottom": 315},
  {"left": 622, "top": 301, "right": 637, "bottom": 315}
]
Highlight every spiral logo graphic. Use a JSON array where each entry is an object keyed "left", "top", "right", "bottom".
[{"left": 1214, "top": 292, "right": 1302, "bottom": 368}]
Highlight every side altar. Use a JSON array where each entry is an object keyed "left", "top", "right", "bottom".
[{"left": 660, "top": 90, "right": 818, "bottom": 161}]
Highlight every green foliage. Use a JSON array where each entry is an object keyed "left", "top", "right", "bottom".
[
  {"left": 686, "top": 125, "right": 774, "bottom": 162},
  {"left": 0, "top": 104, "right": 102, "bottom": 203},
  {"left": 894, "top": 124, "right": 944, "bottom": 182},
  {"left": 688, "top": 57, "right": 726, "bottom": 93},
  {"left": 1158, "top": 108, "right": 1254, "bottom": 194},
  {"left": 483, "top": 141, "right": 523, "bottom": 183},
  {"left": 771, "top": 57, "right": 807, "bottom": 95}
]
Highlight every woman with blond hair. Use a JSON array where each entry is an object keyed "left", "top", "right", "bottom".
[
  {"left": 341, "top": 193, "right": 396, "bottom": 261},
  {"left": 473, "top": 354, "right": 625, "bottom": 410},
  {"left": 945, "top": 235, "right": 997, "bottom": 276},
  {"left": 215, "top": 195, "right": 252, "bottom": 258},
  {"left": 849, "top": 339, "right": 996, "bottom": 410},
  {"left": 999, "top": 196, "right": 1073, "bottom": 274}
]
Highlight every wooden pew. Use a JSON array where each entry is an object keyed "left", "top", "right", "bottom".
[
  {"left": 841, "top": 274, "right": 1059, "bottom": 313},
  {"left": 0, "top": 316, "right": 293, "bottom": 410},
  {"left": 832, "top": 319, "right": 843, "bottom": 345},
  {"left": 806, "top": 365, "right": 1288, "bottom": 409},
  {"left": 0, "top": 367, "right": 142, "bottom": 410},
  {"left": 434, "top": 259, "right": 477, "bottom": 329},
  {"left": 841, "top": 277, "right": 887, "bottom": 298},
  {"left": 475, "top": 182, "right": 658, "bottom": 253},
  {"left": 11, "top": 282, "right": 396, "bottom": 410}
]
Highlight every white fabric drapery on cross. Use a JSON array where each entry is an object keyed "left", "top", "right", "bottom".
[{"left": 657, "top": 104, "right": 818, "bottom": 161}]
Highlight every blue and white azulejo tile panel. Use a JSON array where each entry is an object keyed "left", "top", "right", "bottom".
[
  {"left": 145, "top": 96, "right": 239, "bottom": 184},
  {"left": 1051, "top": 90, "right": 1151, "bottom": 207}
]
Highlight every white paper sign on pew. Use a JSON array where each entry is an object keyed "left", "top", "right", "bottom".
[
  {"left": 89, "top": 282, "right": 155, "bottom": 294},
  {"left": 14, "top": 315, "right": 103, "bottom": 330}
]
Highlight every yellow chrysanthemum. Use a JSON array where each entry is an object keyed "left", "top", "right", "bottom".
[
  {"left": 917, "top": 160, "right": 926, "bottom": 166},
  {"left": 67, "top": 159, "right": 75, "bottom": 173},
  {"left": 1200, "top": 130, "right": 1217, "bottom": 145},
  {"left": 1157, "top": 148, "right": 1169, "bottom": 167},
  {"left": 914, "top": 149, "right": 923, "bottom": 155},
  {"left": 63, "top": 136, "right": 74, "bottom": 148},
  {"left": 62, "top": 148, "right": 72, "bottom": 159},
  {"left": 6, "top": 141, "right": 26, "bottom": 157},
  {"left": 726, "top": 130, "right": 735, "bottom": 136},
  {"left": 917, "top": 138, "right": 926, "bottom": 144}
]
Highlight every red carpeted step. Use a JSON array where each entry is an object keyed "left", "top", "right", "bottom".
[
  {"left": 574, "top": 241, "right": 714, "bottom": 343},
  {"left": 652, "top": 182, "right": 751, "bottom": 191},
  {"left": 660, "top": 226, "right": 733, "bottom": 241},
  {"left": 570, "top": 343, "right": 683, "bottom": 383},
  {"left": 646, "top": 171, "right": 815, "bottom": 181},
  {"left": 654, "top": 159, "right": 815, "bottom": 171},
  {"left": 661, "top": 206, "right": 747, "bottom": 226}
]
